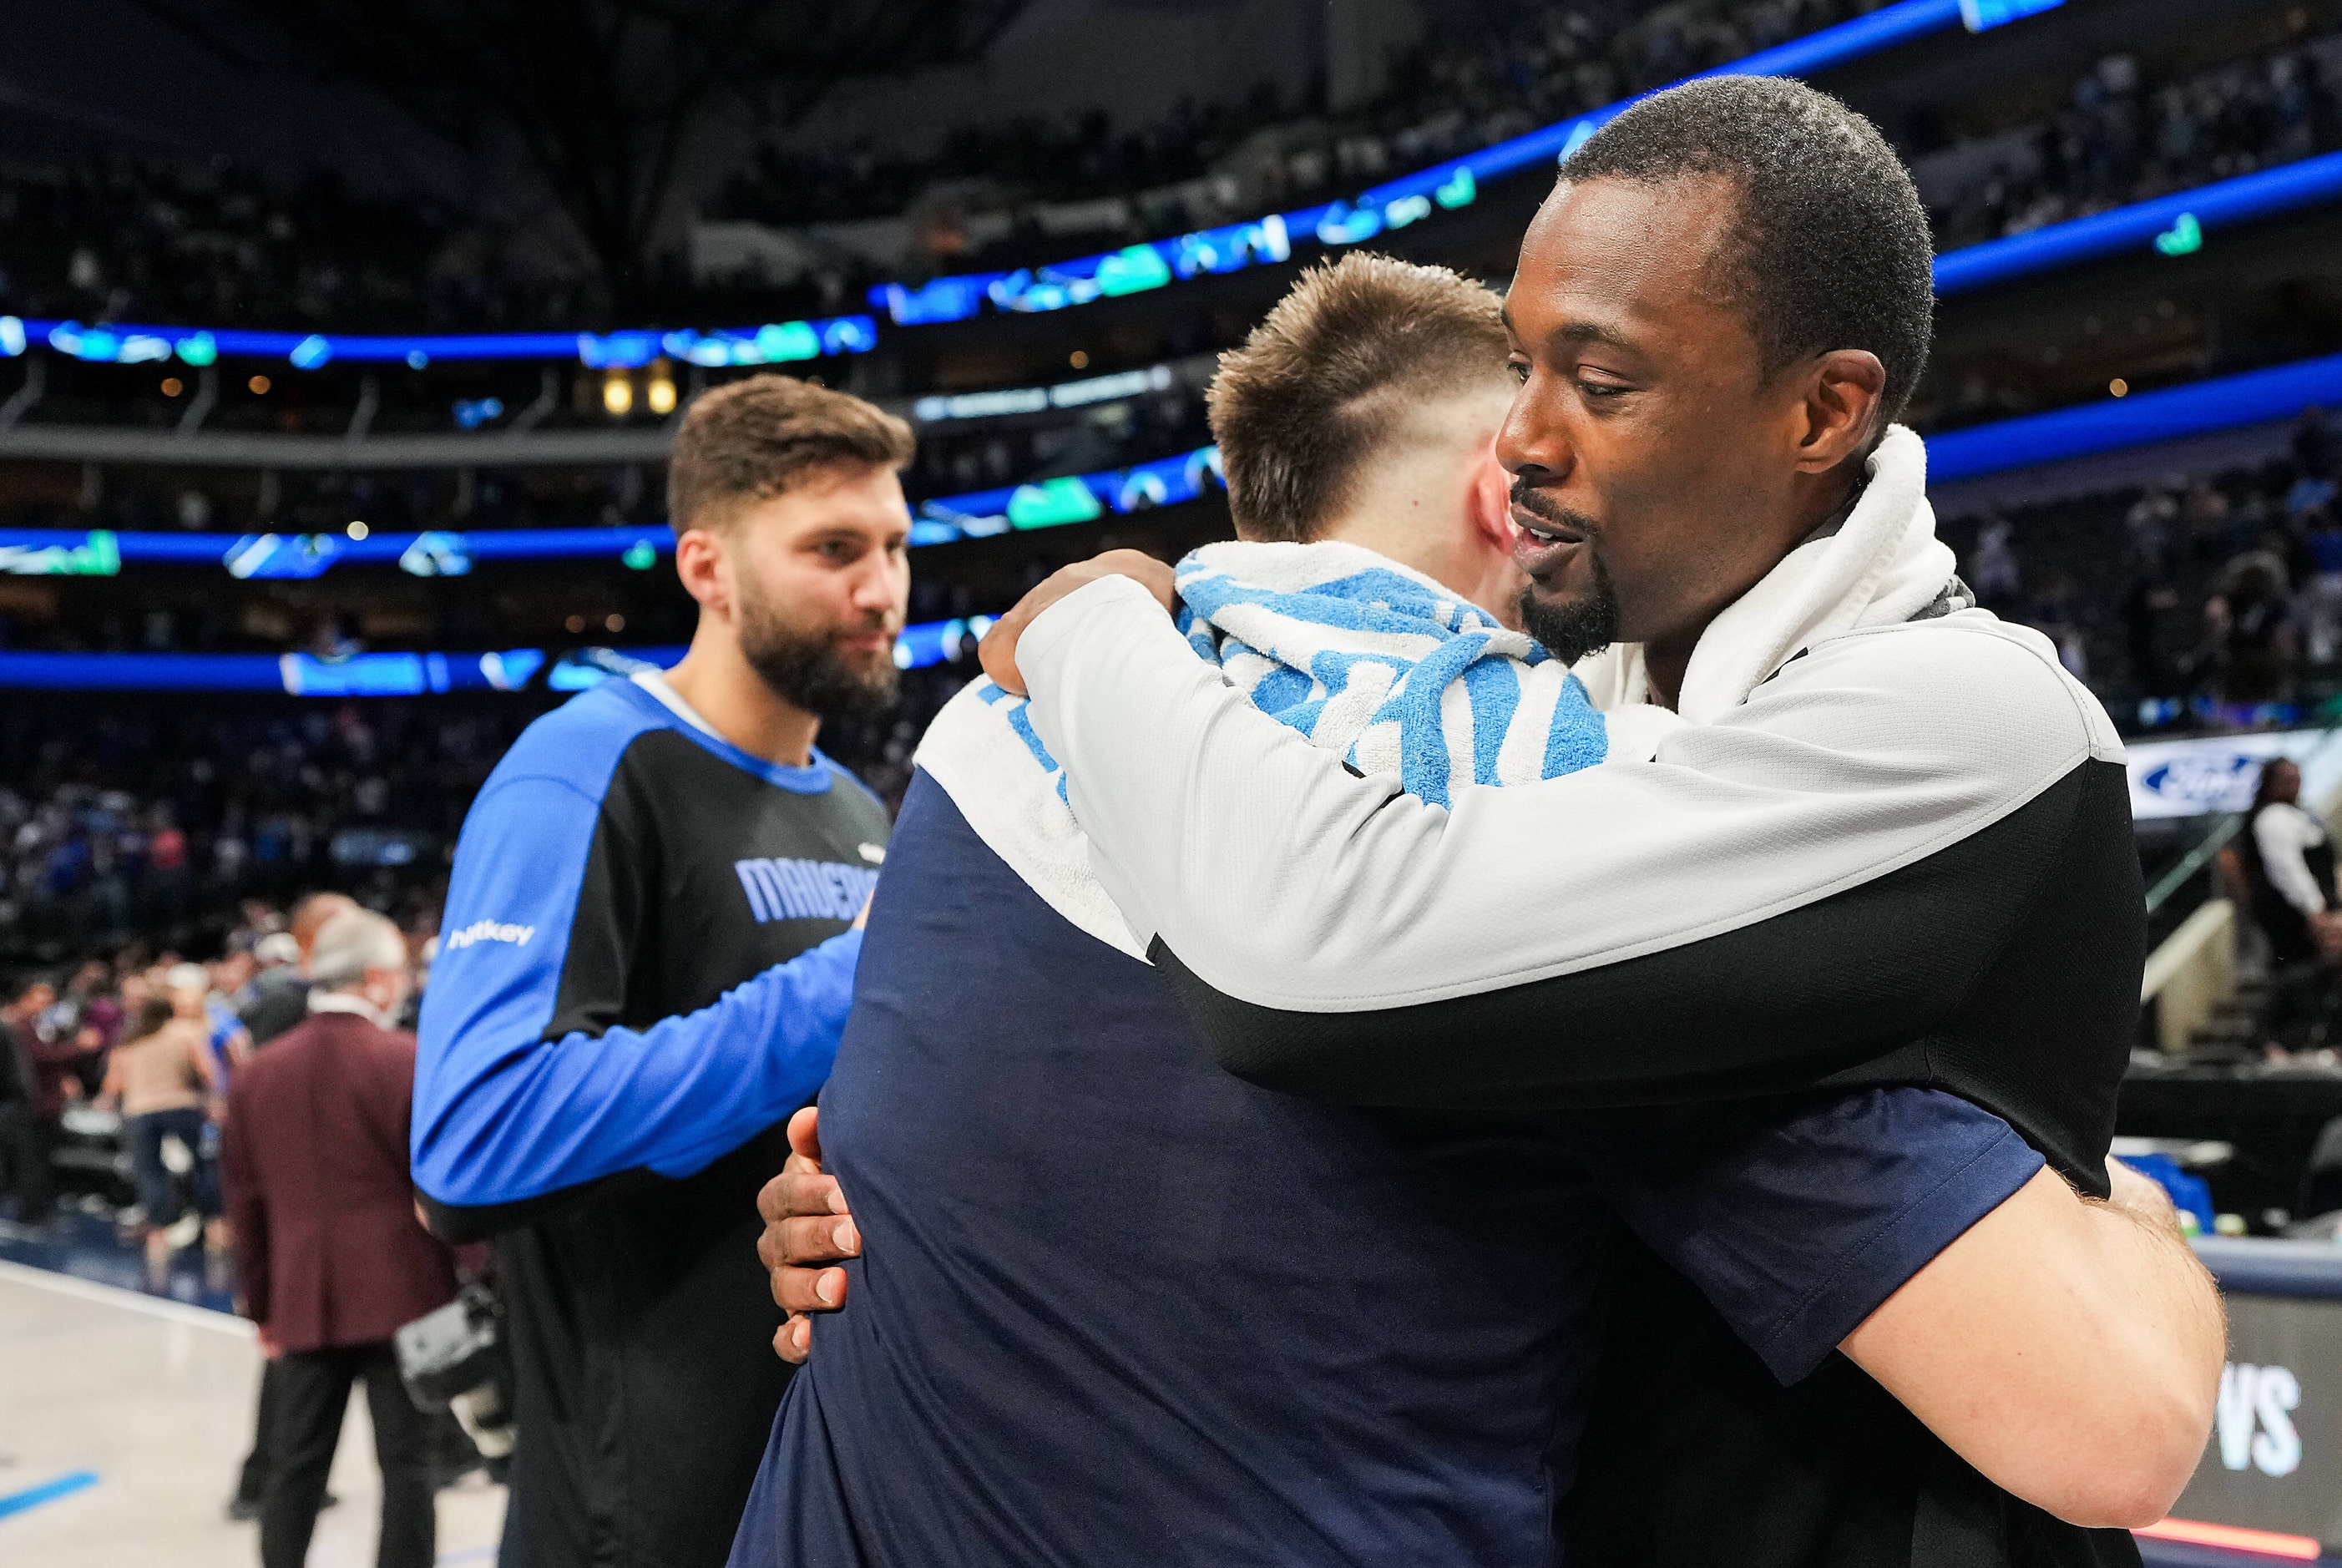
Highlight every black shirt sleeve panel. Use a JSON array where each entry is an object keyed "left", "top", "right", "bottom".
[{"left": 1151, "top": 761, "right": 2119, "bottom": 1124}]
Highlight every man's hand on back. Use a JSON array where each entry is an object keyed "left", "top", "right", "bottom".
[
  {"left": 757, "top": 1105, "right": 860, "bottom": 1363},
  {"left": 978, "top": 549, "right": 1176, "bottom": 696}
]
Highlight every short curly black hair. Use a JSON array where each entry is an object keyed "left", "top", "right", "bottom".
[{"left": 1561, "top": 75, "right": 1934, "bottom": 424}]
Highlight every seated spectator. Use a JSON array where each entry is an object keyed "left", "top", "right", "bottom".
[{"left": 221, "top": 908, "right": 460, "bottom": 1568}]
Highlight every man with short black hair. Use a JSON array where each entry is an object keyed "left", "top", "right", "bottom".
[{"left": 415, "top": 372, "right": 908, "bottom": 1568}]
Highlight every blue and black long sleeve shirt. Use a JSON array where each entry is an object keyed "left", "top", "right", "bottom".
[{"left": 413, "top": 670, "right": 888, "bottom": 1568}]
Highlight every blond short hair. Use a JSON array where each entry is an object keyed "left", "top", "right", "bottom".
[
  {"left": 667, "top": 374, "right": 914, "bottom": 533},
  {"left": 1206, "top": 253, "right": 1512, "bottom": 543}
]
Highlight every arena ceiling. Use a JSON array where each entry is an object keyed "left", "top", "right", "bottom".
[{"left": 129, "top": 0, "right": 1037, "bottom": 300}]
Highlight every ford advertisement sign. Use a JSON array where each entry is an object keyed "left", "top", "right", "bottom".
[{"left": 2126, "top": 730, "right": 2342, "bottom": 821}]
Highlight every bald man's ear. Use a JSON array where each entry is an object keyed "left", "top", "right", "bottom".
[
  {"left": 1468, "top": 437, "right": 1515, "bottom": 553},
  {"left": 1793, "top": 350, "right": 1889, "bottom": 474}
]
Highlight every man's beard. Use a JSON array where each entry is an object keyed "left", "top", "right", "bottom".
[
  {"left": 736, "top": 583, "right": 900, "bottom": 720},
  {"left": 1516, "top": 546, "right": 1621, "bottom": 665}
]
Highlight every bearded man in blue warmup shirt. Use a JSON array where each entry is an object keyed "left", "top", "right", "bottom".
[{"left": 415, "top": 374, "right": 908, "bottom": 1568}]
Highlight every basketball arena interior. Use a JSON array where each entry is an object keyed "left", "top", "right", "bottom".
[{"left": 6, "top": 0, "right": 2342, "bottom": 1564}]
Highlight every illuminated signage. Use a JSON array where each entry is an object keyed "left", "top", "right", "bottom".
[
  {"left": 0, "top": 614, "right": 987, "bottom": 693},
  {"left": 912, "top": 362, "right": 1175, "bottom": 422},
  {"left": 2122, "top": 729, "right": 2342, "bottom": 820},
  {"left": 1958, "top": 0, "right": 2061, "bottom": 29},
  {"left": 911, "top": 444, "right": 1224, "bottom": 546},
  {"left": 0, "top": 530, "right": 119, "bottom": 576},
  {"left": 0, "top": 315, "right": 877, "bottom": 371}
]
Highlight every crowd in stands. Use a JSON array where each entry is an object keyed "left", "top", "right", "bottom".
[
  {"left": 0, "top": 159, "right": 589, "bottom": 336},
  {"left": 0, "top": 665, "right": 967, "bottom": 966},
  {"left": 0, "top": 896, "right": 387, "bottom": 1234},
  {"left": 714, "top": 0, "right": 1884, "bottom": 239},
  {"left": 1949, "top": 410, "right": 2342, "bottom": 725},
  {"left": 5, "top": 8, "right": 2333, "bottom": 337},
  {"left": 1922, "top": 33, "right": 2342, "bottom": 249},
  {"left": 0, "top": 700, "right": 539, "bottom": 962}
]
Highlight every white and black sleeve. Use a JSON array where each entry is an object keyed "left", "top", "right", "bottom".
[{"left": 1019, "top": 576, "right": 2136, "bottom": 1111}]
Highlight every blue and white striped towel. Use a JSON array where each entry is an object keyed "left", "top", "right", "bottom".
[
  {"left": 1172, "top": 540, "right": 1606, "bottom": 807},
  {"left": 915, "top": 539, "right": 1667, "bottom": 957}
]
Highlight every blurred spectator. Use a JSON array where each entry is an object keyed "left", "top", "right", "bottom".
[
  {"left": 2299, "top": 506, "right": 2342, "bottom": 664},
  {"left": 2182, "top": 479, "right": 2235, "bottom": 561},
  {"left": 0, "top": 986, "right": 52, "bottom": 1225},
  {"left": 220, "top": 908, "right": 457, "bottom": 1568},
  {"left": 1968, "top": 515, "right": 2021, "bottom": 611},
  {"left": 2125, "top": 483, "right": 2179, "bottom": 569},
  {"left": 240, "top": 903, "right": 350, "bottom": 1048},
  {"left": 2298, "top": 406, "right": 2334, "bottom": 478},
  {"left": 99, "top": 993, "right": 220, "bottom": 1267},
  {"left": 13, "top": 978, "right": 101, "bottom": 1135},
  {"left": 223, "top": 893, "right": 355, "bottom": 1524},
  {"left": 2027, "top": 572, "right": 2092, "bottom": 680},
  {"left": 2239, "top": 758, "right": 2342, "bottom": 1046},
  {"left": 2206, "top": 544, "right": 2301, "bottom": 703},
  {"left": 170, "top": 959, "right": 249, "bottom": 1094}
]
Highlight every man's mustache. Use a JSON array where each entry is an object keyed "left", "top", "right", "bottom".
[{"left": 1508, "top": 477, "right": 1601, "bottom": 539}]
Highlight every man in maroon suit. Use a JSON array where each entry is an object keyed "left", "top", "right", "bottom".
[{"left": 222, "top": 908, "right": 459, "bottom": 1568}]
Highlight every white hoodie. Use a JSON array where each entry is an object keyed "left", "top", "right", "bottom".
[{"left": 999, "top": 425, "right": 2137, "bottom": 1133}]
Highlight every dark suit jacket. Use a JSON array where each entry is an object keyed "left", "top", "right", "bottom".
[{"left": 221, "top": 1009, "right": 458, "bottom": 1353}]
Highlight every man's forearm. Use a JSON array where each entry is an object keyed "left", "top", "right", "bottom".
[
  {"left": 413, "top": 929, "right": 863, "bottom": 1228},
  {"left": 1844, "top": 1165, "right": 2223, "bottom": 1527}
]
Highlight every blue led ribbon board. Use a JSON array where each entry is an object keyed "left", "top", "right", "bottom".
[
  {"left": 0, "top": 615, "right": 988, "bottom": 692},
  {"left": 868, "top": 0, "right": 1975, "bottom": 326},
  {"left": 0, "top": 314, "right": 878, "bottom": 371}
]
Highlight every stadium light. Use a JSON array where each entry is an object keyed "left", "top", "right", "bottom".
[
  {"left": 603, "top": 370, "right": 635, "bottom": 417},
  {"left": 645, "top": 360, "right": 678, "bottom": 416}
]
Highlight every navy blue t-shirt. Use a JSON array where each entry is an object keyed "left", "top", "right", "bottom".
[{"left": 727, "top": 772, "right": 2043, "bottom": 1568}]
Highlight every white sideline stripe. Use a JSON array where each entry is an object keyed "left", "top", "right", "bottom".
[{"left": 0, "top": 1258, "right": 255, "bottom": 1336}]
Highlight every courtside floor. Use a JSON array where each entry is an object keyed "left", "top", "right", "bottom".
[{"left": 0, "top": 1257, "right": 504, "bottom": 1565}]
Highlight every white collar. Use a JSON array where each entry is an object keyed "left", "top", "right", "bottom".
[
  {"left": 307, "top": 991, "right": 392, "bottom": 1029},
  {"left": 631, "top": 669, "right": 722, "bottom": 740},
  {"left": 1568, "top": 425, "right": 1955, "bottom": 724}
]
